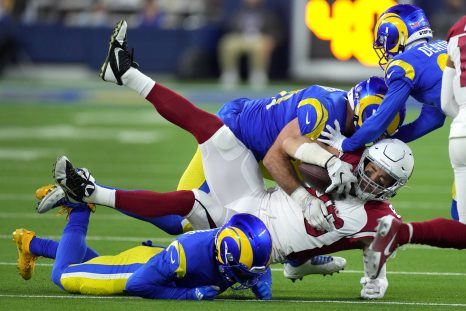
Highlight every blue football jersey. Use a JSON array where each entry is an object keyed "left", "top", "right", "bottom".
[
  {"left": 217, "top": 85, "right": 348, "bottom": 160},
  {"left": 384, "top": 40, "right": 447, "bottom": 110},
  {"left": 341, "top": 40, "right": 447, "bottom": 151}
]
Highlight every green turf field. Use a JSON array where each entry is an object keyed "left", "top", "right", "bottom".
[{"left": 0, "top": 80, "right": 465, "bottom": 310}]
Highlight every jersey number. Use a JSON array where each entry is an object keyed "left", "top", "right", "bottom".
[
  {"left": 304, "top": 204, "right": 344, "bottom": 237},
  {"left": 458, "top": 36, "right": 466, "bottom": 87}
]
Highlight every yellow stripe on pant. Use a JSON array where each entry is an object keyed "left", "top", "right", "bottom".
[{"left": 61, "top": 246, "right": 164, "bottom": 295}]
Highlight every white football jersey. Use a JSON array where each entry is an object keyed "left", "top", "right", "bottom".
[{"left": 446, "top": 17, "right": 466, "bottom": 138}]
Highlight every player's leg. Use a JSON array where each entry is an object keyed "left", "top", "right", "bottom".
[
  {"left": 50, "top": 206, "right": 93, "bottom": 289},
  {"left": 53, "top": 156, "right": 226, "bottom": 230},
  {"left": 449, "top": 137, "right": 466, "bottom": 223},
  {"left": 60, "top": 245, "right": 163, "bottom": 295},
  {"left": 365, "top": 215, "right": 466, "bottom": 278},
  {"left": 100, "top": 21, "right": 223, "bottom": 145},
  {"left": 37, "top": 184, "right": 188, "bottom": 235},
  {"left": 451, "top": 182, "right": 459, "bottom": 220}
]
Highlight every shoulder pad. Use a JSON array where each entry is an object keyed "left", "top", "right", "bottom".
[
  {"left": 385, "top": 59, "right": 415, "bottom": 83},
  {"left": 297, "top": 98, "right": 328, "bottom": 139},
  {"left": 166, "top": 240, "right": 187, "bottom": 278}
]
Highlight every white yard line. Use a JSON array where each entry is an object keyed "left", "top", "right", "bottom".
[
  {"left": 0, "top": 261, "right": 464, "bottom": 277},
  {"left": 0, "top": 294, "right": 465, "bottom": 307}
]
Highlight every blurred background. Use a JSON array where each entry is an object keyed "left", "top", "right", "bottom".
[{"left": 0, "top": 0, "right": 460, "bottom": 91}]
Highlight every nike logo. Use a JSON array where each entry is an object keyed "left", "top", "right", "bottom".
[
  {"left": 114, "top": 48, "right": 121, "bottom": 69},
  {"left": 170, "top": 250, "right": 176, "bottom": 264},
  {"left": 305, "top": 112, "right": 311, "bottom": 125},
  {"left": 383, "top": 234, "right": 397, "bottom": 257},
  {"left": 386, "top": 71, "right": 394, "bottom": 79}
]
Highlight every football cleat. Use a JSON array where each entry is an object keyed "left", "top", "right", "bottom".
[
  {"left": 100, "top": 20, "right": 138, "bottom": 85},
  {"left": 54, "top": 156, "right": 96, "bottom": 202},
  {"left": 364, "top": 215, "right": 402, "bottom": 279},
  {"left": 36, "top": 184, "right": 96, "bottom": 214},
  {"left": 360, "top": 276, "right": 388, "bottom": 299},
  {"left": 12, "top": 229, "right": 38, "bottom": 280},
  {"left": 283, "top": 255, "right": 347, "bottom": 280}
]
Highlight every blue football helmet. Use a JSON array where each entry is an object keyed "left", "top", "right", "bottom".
[
  {"left": 373, "top": 4, "right": 432, "bottom": 67},
  {"left": 215, "top": 213, "right": 272, "bottom": 289},
  {"left": 348, "top": 76, "right": 405, "bottom": 136}
]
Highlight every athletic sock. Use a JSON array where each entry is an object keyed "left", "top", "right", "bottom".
[
  {"left": 121, "top": 68, "right": 155, "bottom": 97},
  {"left": 115, "top": 189, "right": 195, "bottom": 218},
  {"left": 145, "top": 83, "right": 223, "bottom": 144},
  {"left": 29, "top": 237, "right": 99, "bottom": 261},
  {"left": 403, "top": 218, "right": 466, "bottom": 248},
  {"left": 84, "top": 184, "right": 116, "bottom": 207}
]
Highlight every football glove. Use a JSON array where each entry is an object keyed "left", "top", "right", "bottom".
[
  {"left": 318, "top": 120, "right": 347, "bottom": 152},
  {"left": 291, "top": 187, "right": 332, "bottom": 231},
  {"left": 325, "top": 156, "right": 357, "bottom": 195},
  {"left": 251, "top": 268, "right": 272, "bottom": 300},
  {"left": 193, "top": 285, "right": 220, "bottom": 300}
]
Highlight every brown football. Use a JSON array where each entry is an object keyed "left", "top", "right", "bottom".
[{"left": 299, "top": 162, "right": 331, "bottom": 193}]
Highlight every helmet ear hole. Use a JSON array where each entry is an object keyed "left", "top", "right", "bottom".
[{"left": 215, "top": 214, "right": 272, "bottom": 289}]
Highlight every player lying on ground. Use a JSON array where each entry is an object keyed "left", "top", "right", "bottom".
[
  {"left": 13, "top": 212, "right": 273, "bottom": 300},
  {"left": 91, "top": 22, "right": 405, "bottom": 237},
  {"left": 40, "top": 21, "right": 425, "bottom": 298}
]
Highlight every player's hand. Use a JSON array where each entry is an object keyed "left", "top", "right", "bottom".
[
  {"left": 318, "top": 120, "right": 347, "bottom": 152},
  {"left": 193, "top": 285, "right": 220, "bottom": 300},
  {"left": 325, "top": 156, "right": 357, "bottom": 195},
  {"left": 251, "top": 268, "right": 272, "bottom": 300},
  {"left": 303, "top": 194, "right": 332, "bottom": 232}
]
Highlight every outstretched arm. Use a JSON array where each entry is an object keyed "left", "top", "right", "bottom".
[
  {"left": 392, "top": 104, "right": 446, "bottom": 142},
  {"left": 441, "top": 56, "right": 459, "bottom": 118},
  {"left": 125, "top": 247, "right": 219, "bottom": 300},
  {"left": 341, "top": 79, "right": 411, "bottom": 152},
  {"left": 262, "top": 118, "right": 305, "bottom": 195}
]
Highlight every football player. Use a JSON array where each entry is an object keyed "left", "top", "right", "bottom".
[
  {"left": 441, "top": 16, "right": 466, "bottom": 223},
  {"left": 319, "top": 4, "right": 447, "bottom": 152},
  {"left": 41, "top": 21, "right": 420, "bottom": 299},
  {"left": 12, "top": 212, "right": 273, "bottom": 300}
]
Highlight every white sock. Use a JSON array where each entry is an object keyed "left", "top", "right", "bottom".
[
  {"left": 121, "top": 67, "right": 156, "bottom": 98},
  {"left": 84, "top": 185, "right": 116, "bottom": 208}
]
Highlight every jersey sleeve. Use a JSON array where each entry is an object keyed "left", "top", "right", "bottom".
[
  {"left": 296, "top": 98, "right": 329, "bottom": 139},
  {"left": 341, "top": 79, "right": 411, "bottom": 152},
  {"left": 392, "top": 103, "right": 446, "bottom": 142},
  {"left": 124, "top": 241, "right": 196, "bottom": 300},
  {"left": 384, "top": 59, "right": 416, "bottom": 88}
]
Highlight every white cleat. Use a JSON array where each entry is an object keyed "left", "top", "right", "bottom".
[
  {"left": 365, "top": 215, "right": 402, "bottom": 279},
  {"left": 284, "top": 256, "right": 347, "bottom": 281},
  {"left": 100, "top": 20, "right": 138, "bottom": 85},
  {"left": 360, "top": 276, "right": 388, "bottom": 299}
]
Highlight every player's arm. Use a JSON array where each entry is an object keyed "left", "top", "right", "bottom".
[
  {"left": 441, "top": 56, "right": 459, "bottom": 118},
  {"left": 262, "top": 118, "right": 305, "bottom": 195},
  {"left": 340, "top": 79, "right": 411, "bottom": 151},
  {"left": 392, "top": 103, "right": 446, "bottom": 142},
  {"left": 125, "top": 244, "right": 219, "bottom": 300}
]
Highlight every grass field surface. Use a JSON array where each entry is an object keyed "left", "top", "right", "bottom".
[{"left": 0, "top": 80, "right": 465, "bottom": 310}]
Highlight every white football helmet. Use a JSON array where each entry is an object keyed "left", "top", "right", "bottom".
[{"left": 355, "top": 139, "right": 414, "bottom": 201}]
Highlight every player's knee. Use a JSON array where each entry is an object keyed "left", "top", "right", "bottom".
[{"left": 50, "top": 269, "right": 63, "bottom": 288}]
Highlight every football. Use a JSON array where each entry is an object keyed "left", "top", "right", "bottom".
[{"left": 299, "top": 162, "right": 331, "bottom": 193}]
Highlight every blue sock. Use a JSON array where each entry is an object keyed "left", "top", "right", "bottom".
[
  {"left": 29, "top": 237, "right": 99, "bottom": 261},
  {"left": 451, "top": 199, "right": 459, "bottom": 220},
  {"left": 51, "top": 208, "right": 91, "bottom": 288},
  {"left": 97, "top": 183, "right": 184, "bottom": 235}
]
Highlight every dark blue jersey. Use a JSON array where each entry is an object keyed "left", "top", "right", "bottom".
[
  {"left": 217, "top": 85, "right": 348, "bottom": 160},
  {"left": 342, "top": 40, "right": 448, "bottom": 151}
]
